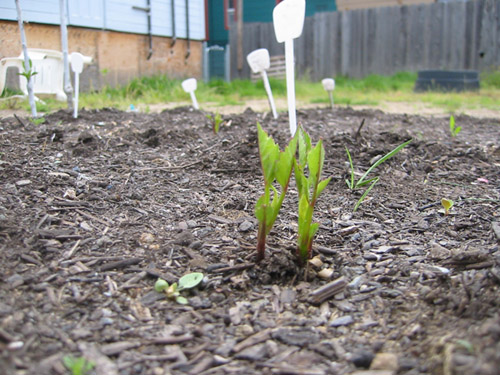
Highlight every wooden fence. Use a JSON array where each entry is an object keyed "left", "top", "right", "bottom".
[{"left": 229, "top": 0, "right": 500, "bottom": 80}]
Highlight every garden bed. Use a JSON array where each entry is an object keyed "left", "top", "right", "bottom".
[{"left": 0, "top": 106, "right": 499, "bottom": 375}]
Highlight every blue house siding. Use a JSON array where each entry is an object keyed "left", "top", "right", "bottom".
[{"left": 0, "top": 0, "right": 206, "bottom": 40}]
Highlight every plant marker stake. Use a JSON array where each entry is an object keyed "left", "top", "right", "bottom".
[
  {"left": 15, "top": 0, "right": 37, "bottom": 117},
  {"left": 321, "top": 78, "right": 335, "bottom": 109},
  {"left": 70, "top": 52, "right": 84, "bottom": 118},
  {"left": 247, "top": 49, "right": 278, "bottom": 119},
  {"left": 273, "top": 0, "right": 305, "bottom": 136},
  {"left": 181, "top": 78, "right": 199, "bottom": 110}
]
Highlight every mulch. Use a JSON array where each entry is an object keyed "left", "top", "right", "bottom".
[{"left": 0, "top": 105, "right": 499, "bottom": 375}]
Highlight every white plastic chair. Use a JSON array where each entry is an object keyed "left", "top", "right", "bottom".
[{"left": 0, "top": 49, "right": 92, "bottom": 102}]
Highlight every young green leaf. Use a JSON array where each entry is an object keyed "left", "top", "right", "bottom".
[
  {"left": 317, "top": 177, "right": 331, "bottom": 197},
  {"left": 255, "top": 123, "right": 298, "bottom": 261},
  {"left": 175, "top": 296, "right": 189, "bottom": 305},
  {"left": 294, "top": 126, "right": 330, "bottom": 263},
  {"left": 441, "top": 198, "right": 454, "bottom": 215},
  {"left": 154, "top": 278, "right": 169, "bottom": 292},
  {"left": 178, "top": 272, "right": 204, "bottom": 290}
]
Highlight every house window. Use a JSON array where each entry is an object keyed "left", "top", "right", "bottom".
[{"left": 224, "top": 0, "right": 236, "bottom": 30}]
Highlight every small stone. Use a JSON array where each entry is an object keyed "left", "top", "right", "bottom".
[
  {"left": 7, "top": 341, "right": 24, "bottom": 350},
  {"left": 280, "top": 288, "right": 296, "bottom": 304},
  {"left": 318, "top": 268, "right": 334, "bottom": 279},
  {"left": 351, "top": 350, "right": 375, "bottom": 368},
  {"left": 178, "top": 221, "right": 189, "bottom": 230},
  {"left": 79, "top": 221, "right": 93, "bottom": 232},
  {"left": 15, "top": 179, "right": 31, "bottom": 186},
  {"left": 7, "top": 274, "right": 24, "bottom": 288},
  {"left": 186, "top": 220, "right": 197, "bottom": 228},
  {"left": 272, "top": 327, "right": 320, "bottom": 346},
  {"left": 209, "top": 293, "right": 226, "bottom": 303},
  {"left": 238, "top": 220, "right": 253, "bottom": 232},
  {"left": 429, "top": 241, "right": 452, "bottom": 260},
  {"left": 100, "top": 317, "right": 114, "bottom": 326},
  {"left": 71, "top": 328, "right": 93, "bottom": 340},
  {"left": 234, "top": 343, "right": 267, "bottom": 361},
  {"left": 189, "top": 296, "right": 212, "bottom": 309},
  {"left": 329, "top": 315, "right": 354, "bottom": 327},
  {"left": 235, "top": 324, "right": 254, "bottom": 337},
  {"left": 370, "top": 352, "right": 399, "bottom": 371},
  {"left": 309, "top": 256, "right": 323, "bottom": 268}
]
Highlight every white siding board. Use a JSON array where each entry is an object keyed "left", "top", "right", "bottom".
[
  {"left": 68, "top": 0, "right": 104, "bottom": 28},
  {"left": 0, "top": 0, "right": 205, "bottom": 40},
  {"left": 1, "top": 0, "right": 60, "bottom": 24}
]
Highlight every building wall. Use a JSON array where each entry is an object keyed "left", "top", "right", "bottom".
[
  {"left": 0, "top": 0, "right": 206, "bottom": 40},
  {"left": 336, "top": 0, "right": 436, "bottom": 11},
  {"left": 243, "top": 0, "right": 337, "bottom": 23},
  {"left": 0, "top": 21, "right": 203, "bottom": 90}
]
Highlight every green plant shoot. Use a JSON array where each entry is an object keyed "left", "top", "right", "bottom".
[
  {"left": 441, "top": 198, "right": 454, "bottom": 215},
  {"left": 255, "top": 123, "right": 297, "bottom": 261},
  {"left": 294, "top": 126, "right": 331, "bottom": 263},
  {"left": 17, "top": 59, "right": 38, "bottom": 81},
  {"left": 207, "top": 111, "right": 223, "bottom": 134},
  {"left": 154, "top": 272, "right": 204, "bottom": 305},
  {"left": 345, "top": 139, "right": 412, "bottom": 211},
  {"left": 449, "top": 115, "right": 461, "bottom": 137},
  {"left": 62, "top": 355, "right": 95, "bottom": 375}
]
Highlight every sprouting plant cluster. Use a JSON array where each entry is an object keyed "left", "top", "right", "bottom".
[
  {"left": 154, "top": 272, "right": 204, "bottom": 305},
  {"left": 255, "top": 124, "right": 330, "bottom": 264},
  {"left": 206, "top": 111, "right": 223, "bottom": 134},
  {"left": 255, "top": 124, "right": 412, "bottom": 264},
  {"left": 345, "top": 139, "right": 412, "bottom": 211},
  {"left": 62, "top": 355, "right": 95, "bottom": 375},
  {"left": 449, "top": 115, "right": 461, "bottom": 137}
]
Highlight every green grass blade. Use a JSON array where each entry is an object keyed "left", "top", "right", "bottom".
[
  {"left": 345, "top": 146, "right": 355, "bottom": 190},
  {"left": 357, "top": 139, "right": 412, "bottom": 186},
  {"left": 354, "top": 177, "right": 379, "bottom": 212}
]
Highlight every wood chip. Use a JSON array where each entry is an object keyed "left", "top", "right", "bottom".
[
  {"left": 99, "top": 257, "right": 142, "bottom": 271},
  {"left": 309, "top": 276, "right": 347, "bottom": 304},
  {"left": 232, "top": 328, "right": 272, "bottom": 353}
]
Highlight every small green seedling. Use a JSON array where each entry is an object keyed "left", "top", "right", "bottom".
[
  {"left": 31, "top": 116, "right": 46, "bottom": 126},
  {"left": 345, "top": 139, "right": 412, "bottom": 211},
  {"left": 154, "top": 272, "right": 204, "bottom": 305},
  {"left": 17, "top": 59, "right": 38, "bottom": 81},
  {"left": 206, "top": 111, "right": 223, "bottom": 134},
  {"left": 294, "top": 126, "right": 331, "bottom": 263},
  {"left": 449, "top": 115, "right": 461, "bottom": 137},
  {"left": 62, "top": 355, "right": 95, "bottom": 375},
  {"left": 255, "top": 123, "right": 297, "bottom": 261},
  {"left": 441, "top": 198, "right": 454, "bottom": 215}
]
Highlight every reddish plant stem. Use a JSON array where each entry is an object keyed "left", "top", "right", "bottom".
[{"left": 256, "top": 212, "right": 267, "bottom": 262}]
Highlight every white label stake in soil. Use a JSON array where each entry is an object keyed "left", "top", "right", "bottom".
[
  {"left": 70, "top": 52, "right": 84, "bottom": 119},
  {"left": 322, "top": 78, "right": 335, "bottom": 109},
  {"left": 181, "top": 78, "right": 199, "bottom": 110},
  {"left": 247, "top": 48, "right": 278, "bottom": 119},
  {"left": 273, "top": 0, "right": 305, "bottom": 136}
]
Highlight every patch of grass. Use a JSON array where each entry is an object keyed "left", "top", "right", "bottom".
[{"left": 1, "top": 71, "right": 499, "bottom": 114}]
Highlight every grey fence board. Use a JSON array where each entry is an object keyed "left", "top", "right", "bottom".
[{"left": 230, "top": 0, "right": 499, "bottom": 80}]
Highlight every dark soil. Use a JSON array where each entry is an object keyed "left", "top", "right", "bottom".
[{"left": 1, "top": 106, "right": 499, "bottom": 375}]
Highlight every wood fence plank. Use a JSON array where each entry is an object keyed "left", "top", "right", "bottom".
[{"left": 230, "top": 0, "right": 498, "bottom": 80}]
